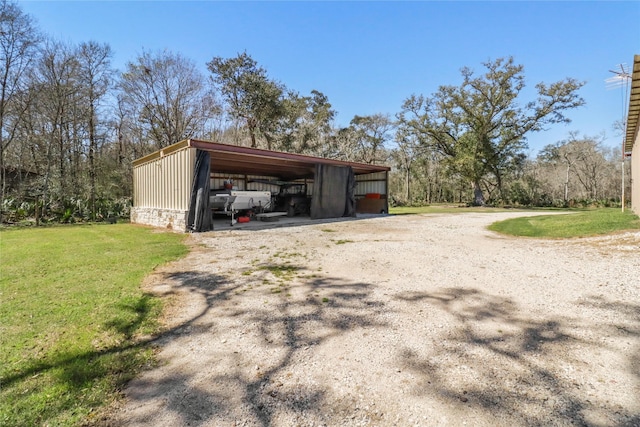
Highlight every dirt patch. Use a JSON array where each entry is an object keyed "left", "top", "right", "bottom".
[{"left": 103, "top": 212, "right": 640, "bottom": 426}]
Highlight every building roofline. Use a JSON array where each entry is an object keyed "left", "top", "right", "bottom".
[
  {"left": 625, "top": 54, "right": 640, "bottom": 154},
  {"left": 133, "top": 139, "right": 390, "bottom": 180}
]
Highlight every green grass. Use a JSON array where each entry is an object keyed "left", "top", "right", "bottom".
[
  {"left": 488, "top": 208, "right": 640, "bottom": 238},
  {"left": 0, "top": 224, "right": 187, "bottom": 426},
  {"left": 259, "top": 264, "right": 299, "bottom": 279}
]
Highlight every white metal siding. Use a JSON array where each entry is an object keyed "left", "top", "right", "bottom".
[
  {"left": 355, "top": 172, "right": 387, "bottom": 196},
  {"left": 210, "top": 173, "right": 249, "bottom": 191},
  {"left": 211, "top": 175, "right": 313, "bottom": 194}
]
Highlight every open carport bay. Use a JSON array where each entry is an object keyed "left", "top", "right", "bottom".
[
  {"left": 131, "top": 139, "right": 390, "bottom": 232},
  {"left": 106, "top": 212, "right": 640, "bottom": 426}
]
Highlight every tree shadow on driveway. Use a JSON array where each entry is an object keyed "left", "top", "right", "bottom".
[
  {"left": 394, "top": 288, "right": 640, "bottom": 426},
  {"left": 106, "top": 265, "right": 388, "bottom": 427}
]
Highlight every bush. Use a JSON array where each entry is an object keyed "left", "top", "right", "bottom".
[{"left": 1, "top": 196, "right": 132, "bottom": 225}]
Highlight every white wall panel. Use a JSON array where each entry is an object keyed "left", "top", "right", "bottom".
[{"left": 355, "top": 172, "right": 387, "bottom": 196}]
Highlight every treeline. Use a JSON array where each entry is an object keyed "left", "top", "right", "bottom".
[{"left": 0, "top": 2, "right": 629, "bottom": 224}]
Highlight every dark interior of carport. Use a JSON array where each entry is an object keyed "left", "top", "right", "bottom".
[{"left": 186, "top": 139, "right": 389, "bottom": 232}]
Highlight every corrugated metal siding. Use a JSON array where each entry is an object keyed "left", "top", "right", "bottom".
[
  {"left": 246, "top": 176, "right": 278, "bottom": 192},
  {"left": 355, "top": 172, "right": 387, "bottom": 196},
  {"left": 133, "top": 147, "right": 194, "bottom": 211},
  {"left": 210, "top": 175, "right": 313, "bottom": 194},
  {"left": 133, "top": 148, "right": 387, "bottom": 212},
  {"left": 210, "top": 174, "right": 249, "bottom": 191}
]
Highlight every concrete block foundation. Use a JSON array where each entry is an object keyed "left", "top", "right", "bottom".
[{"left": 130, "top": 207, "right": 188, "bottom": 232}]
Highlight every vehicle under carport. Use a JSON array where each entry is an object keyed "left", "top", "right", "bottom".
[{"left": 131, "top": 139, "right": 390, "bottom": 231}]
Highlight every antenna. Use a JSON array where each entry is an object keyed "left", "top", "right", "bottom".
[
  {"left": 606, "top": 63, "right": 631, "bottom": 89},
  {"left": 606, "top": 63, "right": 632, "bottom": 123}
]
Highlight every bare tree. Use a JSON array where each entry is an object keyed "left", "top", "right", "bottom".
[
  {"left": 538, "top": 133, "right": 620, "bottom": 204},
  {"left": 77, "top": 41, "right": 113, "bottom": 219},
  {"left": 570, "top": 137, "right": 609, "bottom": 200},
  {"left": 392, "top": 130, "right": 421, "bottom": 202},
  {"left": 0, "top": 0, "right": 40, "bottom": 202},
  {"left": 119, "top": 49, "right": 219, "bottom": 150},
  {"left": 30, "top": 41, "right": 83, "bottom": 203}
]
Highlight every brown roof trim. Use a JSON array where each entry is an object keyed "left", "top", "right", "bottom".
[
  {"left": 187, "top": 139, "right": 390, "bottom": 174},
  {"left": 625, "top": 54, "right": 640, "bottom": 154},
  {"left": 133, "top": 139, "right": 390, "bottom": 179},
  {"left": 132, "top": 140, "right": 189, "bottom": 167}
]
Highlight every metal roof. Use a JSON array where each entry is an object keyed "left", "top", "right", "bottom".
[
  {"left": 133, "top": 139, "right": 390, "bottom": 180},
  {"left": 625, "top": 55, "right": 640, "bottom": 154}
]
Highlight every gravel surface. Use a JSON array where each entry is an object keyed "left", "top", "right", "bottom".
[{"left": 105, "top": 212, "right": 640, "bottom": 427}]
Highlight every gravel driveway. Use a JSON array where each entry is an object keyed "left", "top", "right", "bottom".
[{"left": 106, "top": 212, "right": 640, "bottom": 426}]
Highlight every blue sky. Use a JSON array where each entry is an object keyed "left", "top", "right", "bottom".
[{"left": 20, "top": 1, "right": 640, "bottom": 155}]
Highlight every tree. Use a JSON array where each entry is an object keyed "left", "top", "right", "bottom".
[
  {"left": 207, "top": 52, "right": 285, "bottom": 149},
  {"left": 77, "top": 41, "right": 113, "bottom": 219},
  {"left": 30, "top": 40, "right": 83, "bottom": 204},
  {"left": 0, "top": 0, "right": 40, "bottom": 202},
  {"left": 398, "top": 57, "right": 585, "bottom": 205},
  {"left": 273, "top": 89, "right": 336, "bottom": 155},
  {"left": 346, "top": 114, "right": 394, "bottom": 164},
  {"left": 392, "top": 128, "right": 422, "bottom": 201},
  {"left": 539, "top": 133, "right": 611, "bottom": 202},
  {"left": 119, "top": 49, "right": 218, "bottom": 150}
]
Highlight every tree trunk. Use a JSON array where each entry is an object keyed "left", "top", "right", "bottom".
[
  {"left": 473, "top": 180, "right": 485, "bottom": 206},
  {"left": 89, "top": 101, "right": 96, "bottom": 221},
  {"left": 264, "top": 132, "right": 273, "bottom": 151},
  {"left": 564, "top": 163, "right": 570, "bottom": 202},
  {"left": 405, "top": 166, "right": 410, "bottom": 201},
  {"left": 247, "top": 118, "right": 257, "bottom": 148},
  {"left": 249, "top": 129, "right": 257, "bottom": 148},
  {"left": 0, "top": 137, "right": 5, "bottom": 210}
]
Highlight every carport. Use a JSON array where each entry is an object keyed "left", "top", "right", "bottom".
[{"left": 131, "top": 139, "right": 390, "bottom": 231}]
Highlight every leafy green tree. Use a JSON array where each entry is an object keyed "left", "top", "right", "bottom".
[
  {"left": 347, "top": 114, "right": 394, "bottom": 164},
  {"left": 275, "top": 89, "right": 335, "bottom": 154},
  {"left": 398, "top": 56, "right": 585, "bottom": 205},
  {"left": 208, "top": 53, "right": 337, "bottom": 154},
  {"left": 207, "top": 52, "right": 284, "bottom": 149}
]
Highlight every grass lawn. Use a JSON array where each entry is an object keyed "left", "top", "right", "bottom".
[
  {"left": 488, "top": 208, "right": 640, "bottom": 238},
  {"left": 0, "top": 224, "right": 187, "bottom": 426},
  {"left": 389, "top": 205, "right": 640, "bottom": 238}
]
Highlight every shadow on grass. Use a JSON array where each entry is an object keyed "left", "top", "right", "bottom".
[
  {"left": 394, "top": 288, "right": 640, "bottom": 426},
  {"left": 0, "top": 272, "right": 231, "bottom": 426},
  {"left": 104, "top": 294, "right": 160, "bottom": 339}
]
